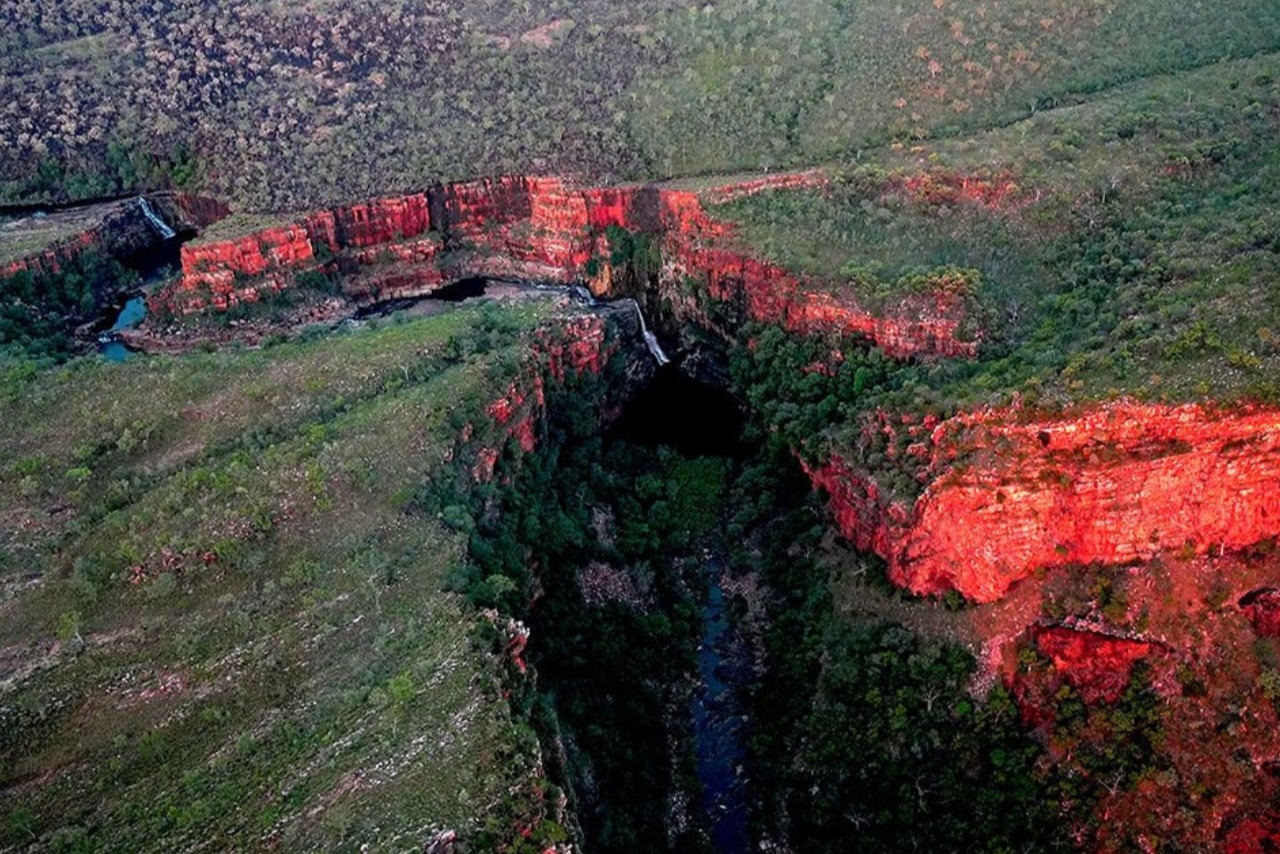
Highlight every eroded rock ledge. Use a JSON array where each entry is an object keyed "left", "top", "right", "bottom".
[
  {"left": 41, "top": 175, "right": 1280, "bottom": 618},
  {"left": 155, "top": 175, "right": 976, "bottom": 361},
  {"left": 808, "top": 400, "right": 1280, "bottom": 602},
  {"left": 1, "top": 192, "right": 228, "bottom": 280}
]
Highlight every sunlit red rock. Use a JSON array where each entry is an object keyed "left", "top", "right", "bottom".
[
  {"left": 699, "top": 169, "right": 829, "bottom": 204},
  {"left": 988, "top": 549, "right": 1280, "bottom": 851},
  {"left": 161, "top": 175, "right": 973, "bottom": 360},
  {"left": 1029, "top": 626, "right": 1156, "bottom": 705},
  {"left": 809, "top": 400, "right": 1280, "bottom": 602},
  {"left": 471, "top": 314, "right": 610, "bottom": 483},
  {"left": 2, "top": 230, "right": 99, "bottom": 280},
  {"left": 2, "top": 192, "right": 225, "bottom": 286},
  {"left": 890, "top": 167, "right": 1023, "bottom": 210}
]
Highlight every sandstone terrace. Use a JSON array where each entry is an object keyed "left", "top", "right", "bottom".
[
  {"left": 809, "top": 399, "right": 1280, "bottom": 602},
  {"left": 713, "top": 52, "right": 1280, "bottom": 408},
  {"left": 144, "top": 175, "right": 977, "bottom": 361},
  {"left": 820, "top": 499, "right": 1280, "bottom": 850}
]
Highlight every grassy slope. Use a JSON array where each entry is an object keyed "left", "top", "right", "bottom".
[
  {"left": 0, "top": 303, "right": 551, "bottom": 851},
  {"left": 715, "top": 52, "right": 1280, "bottom": 408},
  {"left": 3, "top": 0, "right": 1279, "bottom": 208}
]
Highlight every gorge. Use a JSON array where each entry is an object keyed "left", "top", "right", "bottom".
[{"left": 5, "top": 168, "right": 1280, "bottom": 852}]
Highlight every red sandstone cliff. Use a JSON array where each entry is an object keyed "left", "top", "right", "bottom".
[
  {"left": 164, "top": 179, "right": 1280, "bottom": 617},
  {"left": 471, "top": 313, "right": 611, "bottom": 484},
  {"left": 159, "top": 176, "right": 974, "bottom": 360},
  {"left": 809, "top": 400, "right": 1280, "bottom": 602},
  {"left": 2, "top": 229, "right": 101, "bottom": 281},
  {"left": 2, "top": 192, "right": 226, "bottom": 283}
]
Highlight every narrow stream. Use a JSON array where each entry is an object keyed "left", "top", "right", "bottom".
[{"left": 694, "top": 554, "right": 750, "bottom": 853}]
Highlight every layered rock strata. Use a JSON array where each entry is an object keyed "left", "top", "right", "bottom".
[
  {"left": 2, "top": 192, "right": 228, "bottom": 281},
  {"left": 808, "top": 400, "right": 1280, "bottom": 602},
  {"left": 158, "top": 176, "right": 975, "bottom": 360}
]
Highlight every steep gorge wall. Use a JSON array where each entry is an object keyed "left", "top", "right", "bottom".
[
  {"left": 809, "top": 400, "right": 1280, "bottom": 602},
  {"left": 160, "top": 176, "right": 974, "bottom": 360},
  {"left": 1, "top": 192, "right": 227, "bottom": 282},
  {"left": 158, "top": 176, "right": 1280, "bottom": 613}
]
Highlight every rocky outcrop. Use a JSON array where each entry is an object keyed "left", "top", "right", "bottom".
[
  {"left": 2, "top": 229, "right": 101, "bottom": 282},
  {"left": 809, "top": 400, "right": 1280, "bottom": 602},
  {"left": 1024, "top": 626, "right": 1156, "bottom": 706},
  {"left": 1240, "top": 587, "right": 1280, "bottom": 637},
  {"left": 669, "top": 242, "right": 975, "bottom": 359},
  {"left": 698, "top": 169, "right": 829, "bottom": 205},
  {"left": 1, "top": 191, "right": 223, "bottom": 283},
  {"left": 158, "top": 176, "right": 974, "bottom": 360},
  {"left": 471, "top": 311, "right": 628, "bottom": 484}
]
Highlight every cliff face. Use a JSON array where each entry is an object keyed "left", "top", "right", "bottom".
[
  {"left": 2, "top": 191, "right": 224, "bottom": 283},
  {"left": 810, "top": 400, "right": 1280, "bottom": 602},
  {"left": 471, "top": 311, "right": 632, "bottom": 484},
  {"left": 160, "top": 176, "right": 974, "bottom": 360},
  {"left": 159, "top": 175, "right": 1280, "bottom": 616},
  {"left": 2, "top": 229, "right": 101, "bottom": 281},
  {"left": 1241, "top": 588, "right": 1280, "bottom": 637}
]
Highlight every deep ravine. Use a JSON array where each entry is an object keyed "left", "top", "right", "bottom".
[{"left": 693, "top": 552, "right": 751, "bottom": 853}]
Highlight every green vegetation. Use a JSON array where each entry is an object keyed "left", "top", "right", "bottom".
[
  {"left": 0, "top": 252, "right": 140, "bottom": 361},
  {"left": 419, "top": 356, "right": 719, "bottom": 850},
  {"left": 0, "top": 302, "right": 563, "bottom": 851},
  {"left": 716, "top": 52, "right": 1280, "bottom": 409},
  {"left": 631, "top": 0, "right": 1280, "bottom": 176},
  {"left": 6, "top": 4, "right": 1280, "bottom": 849},
  {"left": 4, "top": 0, "right": 1278, "bottom": 208}
]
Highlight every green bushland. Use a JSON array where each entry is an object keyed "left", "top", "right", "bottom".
[
  {"left": 714, "top": 339, "right": 1067, "bottom": 850},
  {"left": 0, "top": 301, "right": 569, "bottom": 852},
  {"left": 419, "top": 343, "right": 718, "bottom": 851},
  {"left": 630, "top": 0, "right": 1280, "bottom": 177},
  {"left": 714, "top": 53, "right": 1280, "bottom": 415},
  {"left": 0, "top": 281, "right": 1168, "bottom": 853},
  {"left": 5, "top": 0, "right": 1279, "bottom": 208},
  {"left": 434, "top": 305, "right": 1082, "bottom": 851},
  {"left": 0, "top": 252, "right": 141, "bottom": 361}
]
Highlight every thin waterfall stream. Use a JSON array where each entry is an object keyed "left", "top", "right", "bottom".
[
  {"left": 136, "top": 197, "right": 175, "bottom": 239},
  {"left": 630, "top": 299, "right": 671, "bottom": 366}
]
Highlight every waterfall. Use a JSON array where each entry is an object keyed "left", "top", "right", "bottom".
[
  {"left": 137, "top": 197, "right": 175, "bottom": 240},
  {"left": 631, "top": 299, "right": 670, "bottom": 366}
]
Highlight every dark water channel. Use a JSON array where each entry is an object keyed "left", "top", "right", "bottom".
[
  {"left": 695, "top": 554, "right": 752, "bottom": 853},
  {"left": 608, "top": 359, "right": 753, "bottom": 851}
]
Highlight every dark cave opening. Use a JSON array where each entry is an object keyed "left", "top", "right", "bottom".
[
  {"left": 119, "top": 237, "right": 183, "bottom": 283},
  {"left": 429, "top": 275, "right": 490, "bottom": 302},
  {"left": 354, "top": 276, "right": 492, "bottom": 318},
  {"left": 608, "top": 362, "right": 747, "bottom": 457}
]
